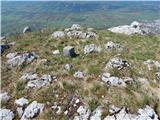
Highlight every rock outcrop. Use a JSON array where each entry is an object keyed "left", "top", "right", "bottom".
[
  {"left": 74, "top": 71, "right": 85, "bottom": 79},
  {"left": 102, "top": 73, "right": 126, "bottom": 87},
  {"left": 106, "top": 57, "right": 130, "bottom": 70},
  {"left": 108, "top": 20, "right": 160, "bottom": 35},
  {"left": 63, "top": 46, "right": 77, "bottom": 57},
  {"left": 84, "top": 44, "right": 101, "bottom": 54},
  {"left": 52, "top": 31, "right": 65, "bottom": 39},
  {"left": 0, "top": 109, "right": 14, "bottom": 120},
  {"left": 7, "top": 52, "right": 38, "bottom": 67},
  {"left": 15, "top": 97, "right": 29, "bottom": 107},
  {"left": 21, "top": 101, "right": 44, "bottom": 120},
  {"left": 105, "top": 41, "right": 123, "bottom": 51},
  {"left": 26, "top": 74, "right": 56, "bottom": 89},
  {"left": 104, "top": 105, "right": 159, "bottom": 120},
  {"left": 52, "top": 24, "right": 97, "bottom": 39}
]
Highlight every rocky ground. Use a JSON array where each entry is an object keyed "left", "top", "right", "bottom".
[{"left": 1, "top": 23, "right": 160, "bottom": 120}]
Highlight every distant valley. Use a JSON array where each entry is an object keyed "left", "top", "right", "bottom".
[{"left": 1, "top": 1, "right": 160, "bottom": 35}]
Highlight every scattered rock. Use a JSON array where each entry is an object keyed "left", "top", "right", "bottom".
[
  {"left": 17, "top": 107, "right": 23, "bottom": 118},
  {"left": 71, "top": 24, "right": 82, "bottom": 30},
  {"left": 66, "top": 30, "right": 86, "bottom": 39},
  {"left": 84, "top": 44, "right": 101, "bottom": 54},
  {"left": 123, "top": 77, "right": 134, "bottom": 85},
  {"left": 15, "top": 97, "right": 29, "bottom": 107},
  {"left": 73, "top": 105, "right": 91, "bottom": 120},
  {"left": 1, "top": 44, "right": 10, "bottom": 54},
  {"left": 86, "top": 31, "right": 97, "bottom": 38},
  {"left": 52, "top": 102, "right": 62, "bottom": 115},
  {"left": 7, "top": 52, "right": 38, "bottom": 67},
  {"left": 102, "top": 73, "right": 126, "bottom": 87},
  {"left": 52, "top": 31, "right": 65, "bottom": 39},
  {"left": 106, "top": 57, "right": 130, "bottom": 70},
  {"left": 104, "top": 105, "right": 159, "bottom": 120},
  {"left": 0, "top": 108, "right": 14, "bottom": 120},
  {"left": 105, "top": 41, "right": 123, "bottom": 50},
  {"left": 23, "top": 26, "right": 31, "bottom": 33},
  {"left": 108, "top": 20, "right": 160, "bottom": 35},
  {"left": 63, "top": 46, "right": 77, "bottom": 57},
  {"left": 130, "top": 21, "right": 141, "bottom": 28},
  {"left": 104, "top": 107, "right": 135, "bottom": 120},
  {"left": 52, "top": 50, "right": 60, "bottom": 55},
  {"left": 109, "top": 105, "right": 121, "bottom": 114},
  {"left": 21, "top": 73, "right": 38, "bottom": 81},
  {"left": 6, "top": 52, "right": 18, "bottom": 59},
  {"left": 136, "top": 105, "right": 159, "bottom": 120},
  {"left": 144, "top": 60, "right": 160, "bottom": 71},
  {"left": 27, "top": 74, "right": 56, "bottom": 89},
  {"left": 0, "top": 92, "right": 10, "bottom": 104},
  {"left": 21, "top": 101, "right": 44, "bottom": 120},
  {"left": 64, "top": 64, "right": 73, "bottom": 71},
  {"left": 108, "top": 25, "right": 143, "bottom": 35},
  {"left": 90, "top": 106, "right": 103, "bottom": 120},
  {"left": 74, "top": 71, "right": 85, "bottom": 79}
]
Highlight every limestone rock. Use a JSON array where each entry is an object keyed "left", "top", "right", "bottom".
[
  {"left": 90, "top": 106, "right": 103, "bottom": 120},
  {"left": 0, "top": 108, "right": 14, "bottom": 120},
  {"left": 108, "top": 20, "right": 160, "bottom": 35},
  {"left": 0, "top": 92, "right": 10, "bottom": 104},
  {"left": 17, "top": 107, "right": 23, "bottom": 118},
  {"left": 74, "top": 71, "right": 85, "bottom": 79},
  {"left": 52, "top": 50, "right": 60, "bottom": 55},
  {"left": 106, "top": 57, "right": 130, "bottom": 70},
  {"left": 104, "top": 105, "right": 159, "bottom": 120},
  {"left": 102, "top": 73, "right": 126, "bottom": 87},
  {"left": 71, "top": 24, "right": 82, "bottom": 30},
  {"left": 105, "top": 41, "right": 123, "bottom": 50},
  {"left": 52, "top": 102, "right": 62, "bottom": 115},
  {"left": 108, "top": 25, "right": 143, "bottom": 35},
  {"left": 84, "top": 44, "right": 98, "bottom": 54},
  {"left": 104, "top": 107, "right": 136, "bottom": 120},
  {"left": 52, "top": 31, "right": 65, "bottom": 39},
  {"left": 136, "top": 105, "right": 159, "bottom": 120},
  {"left": 86, "top": 31, "right": 97, "bottom": 38},
  {"left": 109, "top": 105, "right": 121, "bottom": 114},
  {"left": 7, "top": 52, "right": 38, "bottom": 67},
  {"left": 63, "top": 46, "right": 77, "bottom": 57},
  {"left": 144, "top": 60, "right": 160, "bottom": 71},
  {"left": 64, "top": 64, "right": 73, "bottom": 71},
  {"left": 73, "top": 106, "right": 91, "bottom": 120},
  {"left": 6, "top": 52, "right": 18, "bottom": 59},
  {"left": 23, "top": 26, "right": 31, "bottom": 33},
  {"left": 27, "top": 74, "right": 56, "bottom": 89},
  {"left": 15, "top": 97, "right": 29, "bottom": 107},
  {"left": 21, "top": 73, "right": 38, "bottom": 81},
  {"left": 66, "top": 30, "right": 86, "bottom": 39},
  {"left": 21, "top": 101, "right": 44, "bottom": 120}
]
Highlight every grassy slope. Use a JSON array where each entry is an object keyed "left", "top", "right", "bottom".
[{"left": 1, "top": 29, "right": 160, "bottom": 119}]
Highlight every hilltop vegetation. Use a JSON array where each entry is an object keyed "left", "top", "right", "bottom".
[{"left": 1, "top": 24, "right": 160, "bottom": 119}]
